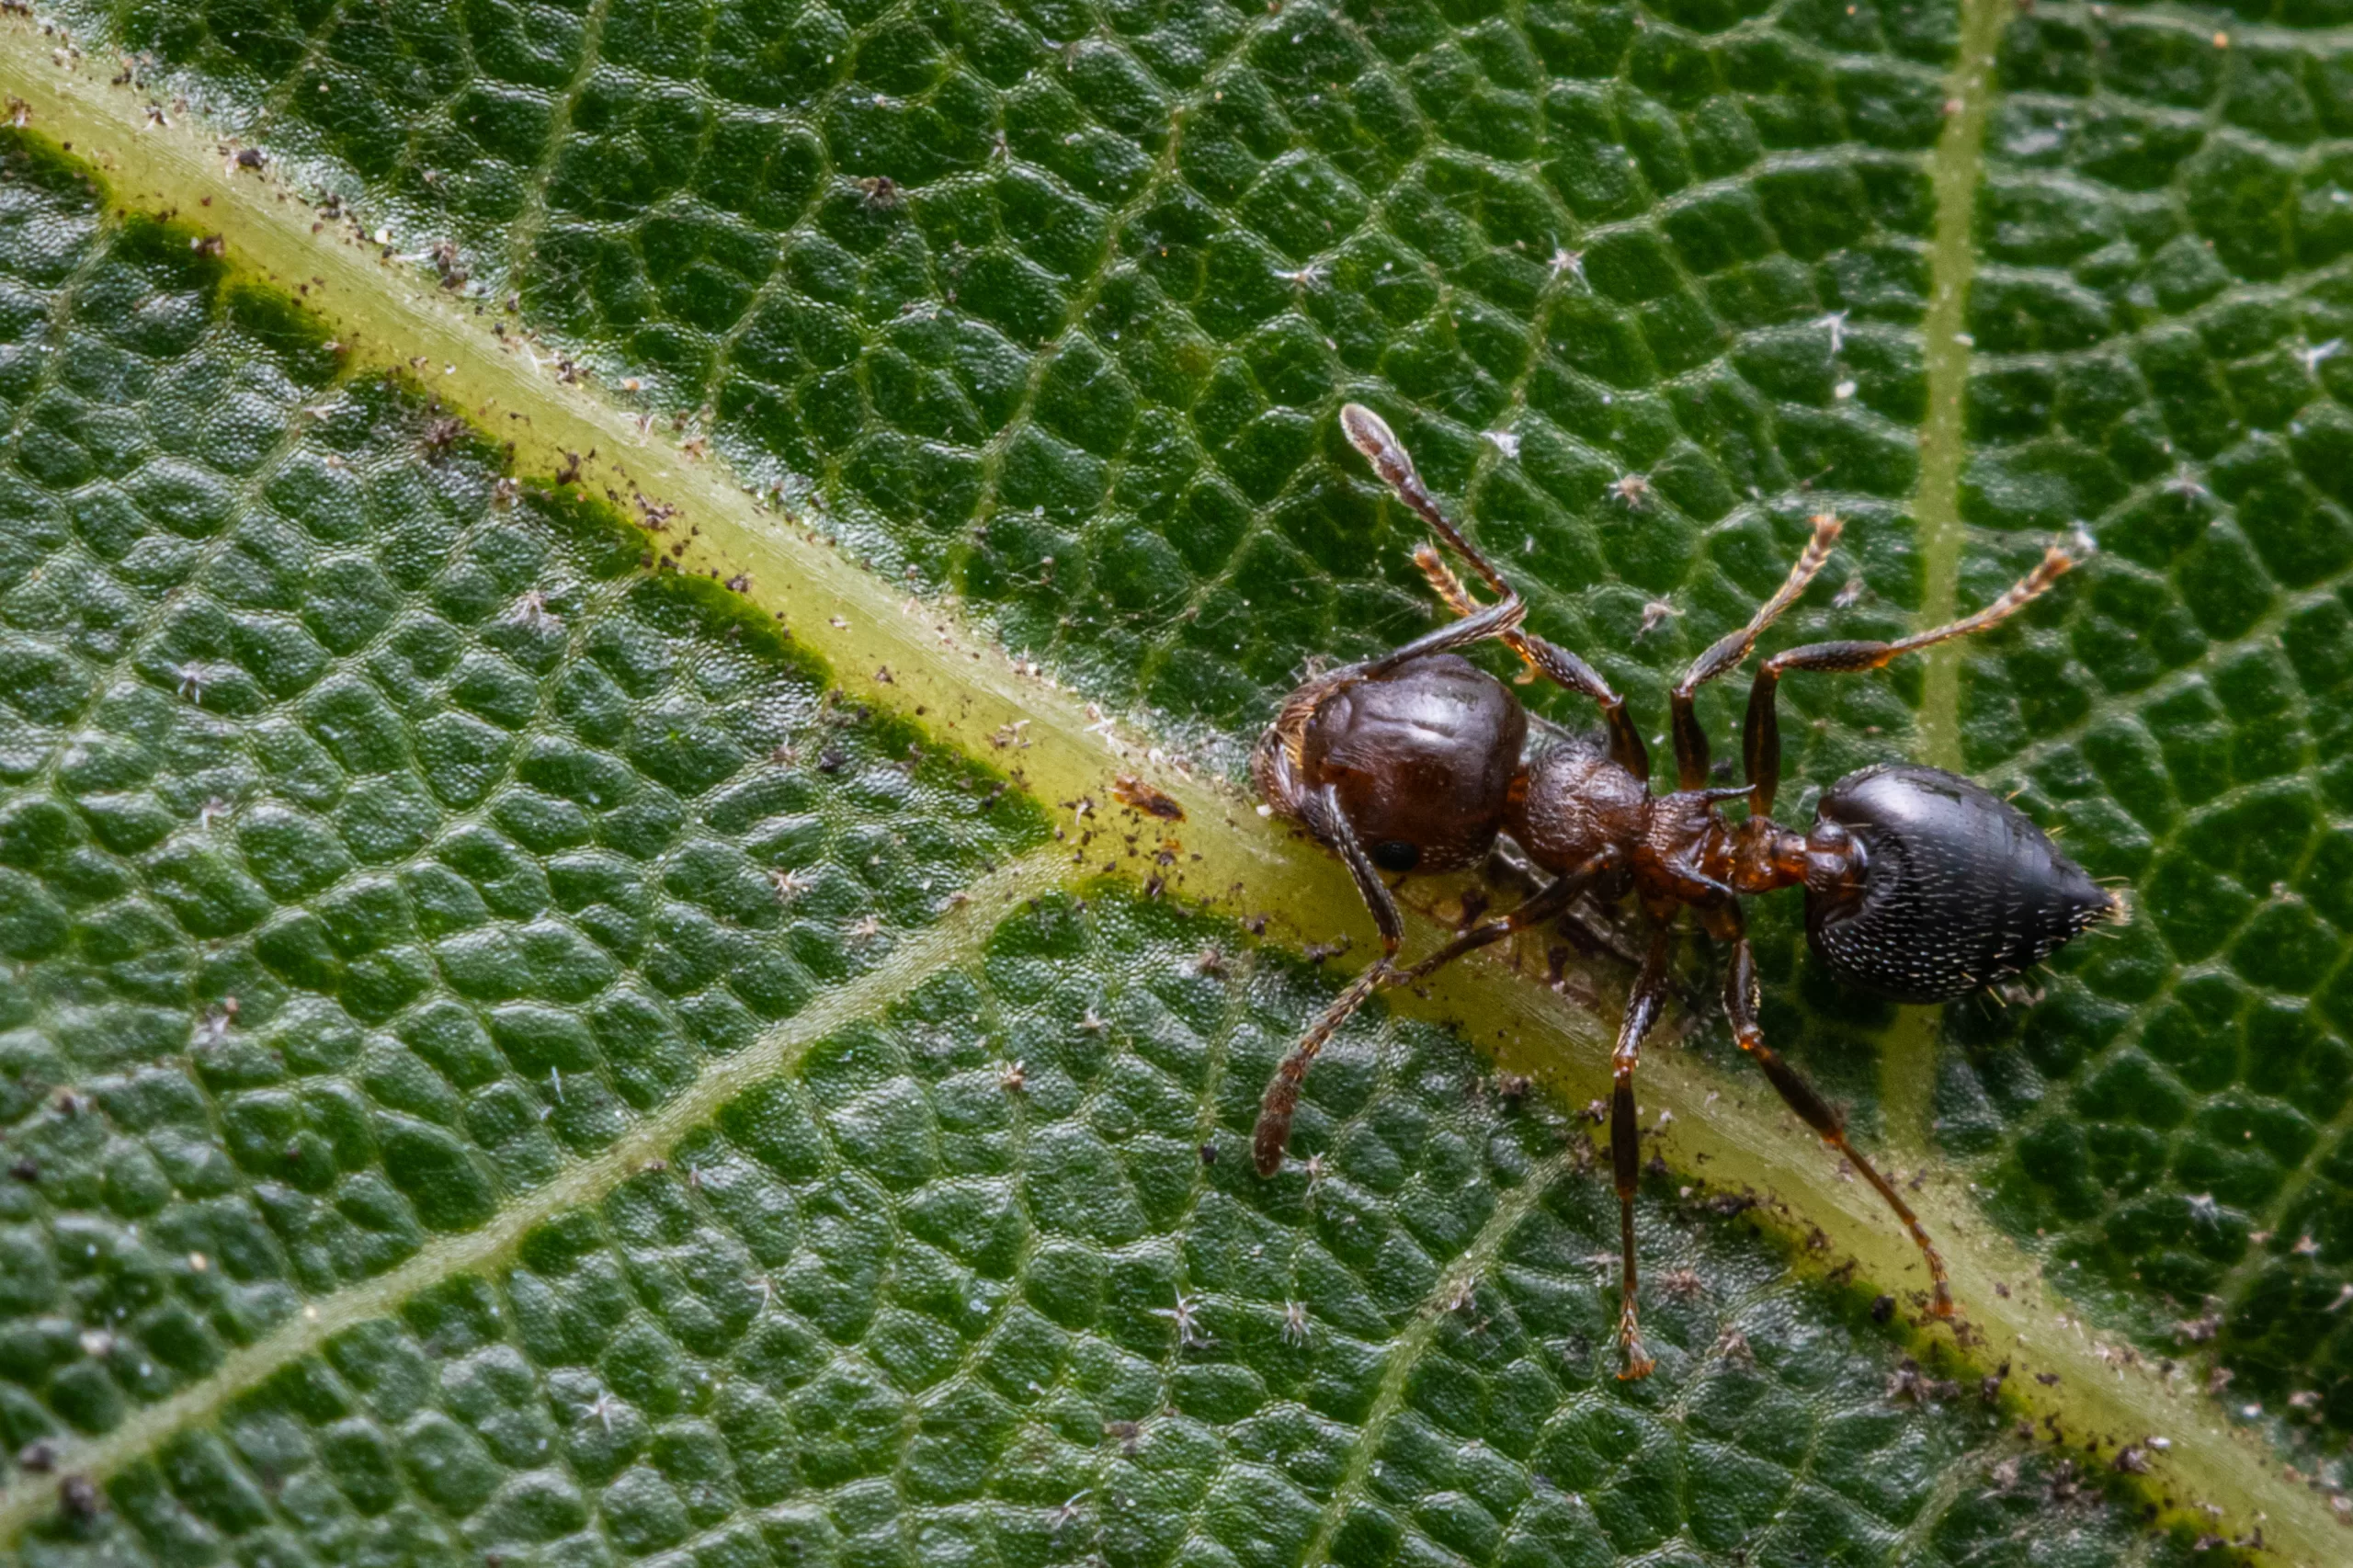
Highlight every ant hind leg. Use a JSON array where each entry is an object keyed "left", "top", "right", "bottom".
[
  {"left": 1609, "top": 926, "right": 1675, "bottom": 1380},
  {"left": 1724, "top": 936, "right": 1954, "bottom": 1318},
  {"left": 1741, "top": 545, "right": 2071, "bottom": 815}
]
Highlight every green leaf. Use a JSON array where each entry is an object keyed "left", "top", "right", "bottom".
[
  {"left": 1932, "top": 3, "right": 2353, "bottom": 1460},
  {"left": 0, "top": 146, "right": 2211, "bottom": 1568},
  {"left": 0, "top": 0, "right": 2350, "bottom": 1556}
]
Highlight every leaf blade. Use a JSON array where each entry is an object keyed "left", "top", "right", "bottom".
[{"left": 5, "top": 0, "right": 2353, "bottom": 1553}]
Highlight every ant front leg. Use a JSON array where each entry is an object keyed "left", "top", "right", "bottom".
[
  {"left": 1741, "top": 545, "right": 2072, "bottom": 814},
  {"left": 1359, "top": 584, "right": 1527, "bottom": 680},
  {"left": 1669, "top": 513, "right": 1843, "bottom": 790},
  {"left": 1253, "top": 785, "right": 1407, "bottom": 1176},
  {"left": 1609, "top": 925, "right": 1674, "bottom": 1380},
  {"left": 1724, "top": 933, "right": 1954, "bottom": 1318},
  {"left": 1342, "top": 402, "right": 1650, "bottom": 779}
]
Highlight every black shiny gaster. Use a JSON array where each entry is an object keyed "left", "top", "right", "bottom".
[{"left": 1806, "top": 763, "right": 2114, "bottom": 1004}]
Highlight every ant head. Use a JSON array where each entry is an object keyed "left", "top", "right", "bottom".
[{"left": 1300, "top": 653, "right": 1525, "bottom": 874}]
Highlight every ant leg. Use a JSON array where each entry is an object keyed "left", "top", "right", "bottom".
[
  {"left": 1396, "top": 854, "right": 1608, "bottom": 984},
  {"left": 1724, "top": 935, "right": 1954, "bottom": 1318},
  {"left": 1359, "top": 585, "right": 1525, "bottom": 680},
  {"left": 1742, "top": 545, "right": 2072, "bottom": 815},
  {"left": 1610, "top": 926, "right": 1675, "bottom": 1380},
  {"left": 1669, "top": 513, "right": 1843, "bottom": 790},
  {"left": 1254, "top": 786, "right": 1406, "bottom": 1176},
  {"left": 1414, "top": 546, "right": 1650, "bottom": 781},
  {"left": 1341, "top": 403, "right": 1650, "bottom": 778}
]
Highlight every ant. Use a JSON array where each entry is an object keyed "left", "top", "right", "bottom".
[{"left": 1253, "top": 404, "right": 2120, "bottom": 1379}]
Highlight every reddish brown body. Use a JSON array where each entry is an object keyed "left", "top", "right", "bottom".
[{"left": 1252, "top": 404, "right": 2118, "bottom": 1379}]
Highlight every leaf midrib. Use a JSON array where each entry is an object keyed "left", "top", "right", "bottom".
[
  {"left": 1877, "top": 0, "right": 2011, "bottom": 1164},
  {"left": 0, "top": 17, "right": 2339, "bottom": 1561}
]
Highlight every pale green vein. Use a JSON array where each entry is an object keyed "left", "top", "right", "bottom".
[
  {"left": 1885, "top": 1425, "right": 1996, "bottom": 1565},
  {"left": 1880, "top": 0, "right": 2010, "bottom": 1155},
  {"left": 502, "top": 0, "right": 610, "bottom": 285},
  {"left": 244, "top": 0, "right": 352, "bottom": 138},
  {"left": 1292, "top": 1128, "right": 1577, "bottom": 1568},
  {"left": 0, "top": 846, "right": 1070, "bottom": 1547},
  {"left": 688, "top": 0, "right": 919, "bottom": 425},
  {"left": 940, "top": 5, "right": 1278, "bottom": 596},
  {"left": 1908, "top": 0, "right": 2008, "bottom": 676}
]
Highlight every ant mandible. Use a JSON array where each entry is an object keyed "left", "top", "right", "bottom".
[{"left": 1253, "top": 404, "right": 2121, "bottom": 1379}]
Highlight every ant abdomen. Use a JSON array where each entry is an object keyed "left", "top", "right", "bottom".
[
  {"left": 1803, "top": 763, "right": 2120, "bottom": 1004},
  {"left": 1298, "top": 653, "right": 1525, "bottom": 873}
]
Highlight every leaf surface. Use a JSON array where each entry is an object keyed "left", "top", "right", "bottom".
[
  {"left": 1927, "top": 0, "right": 2353, "bottom": 1464},
  {"left": 0, "top": 146, "right": 2213, "bottom": 1568},
  {"left": 0, "top": 0, "right": 2350, "bottom": 1556}
]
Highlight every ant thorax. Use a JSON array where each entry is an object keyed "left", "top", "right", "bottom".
[{"left": 1507, "top": 733, "right": 1647, "bottom": 876}]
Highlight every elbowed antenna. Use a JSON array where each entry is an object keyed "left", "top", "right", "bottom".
[
  {"left": 1338, "top": 402, "right": 1512, "bottom": 599},
  {"left": 1337, "top": 403, "right": 1409, "bottom": 492},
  {"left": 1341, "top": 403, "right": 1652, "bottom": 776}
]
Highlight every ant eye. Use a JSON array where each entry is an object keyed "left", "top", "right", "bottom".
[{"left": 1370, "top": 841, "right": 1421, "bottom": 873}]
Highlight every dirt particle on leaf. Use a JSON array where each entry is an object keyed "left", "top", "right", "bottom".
[
  {"left": 58, "top": 1474, "right": 101, "bottom": 1522},
  {"left": 1885, "top": 1359, "right": 1959, "bottom": 1404},
  {"left": 1111, "top": 774, "right": 1185, "bottom": 822}
]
